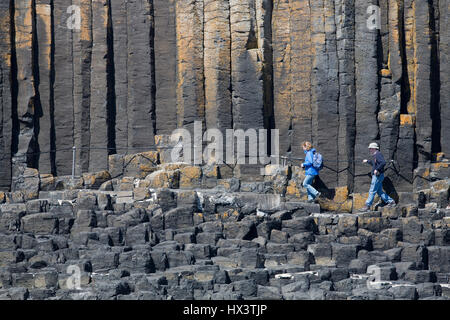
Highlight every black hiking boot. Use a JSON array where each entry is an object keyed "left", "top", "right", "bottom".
[{"left": 386, "top": 201, "right": 396, "bottom": 208}]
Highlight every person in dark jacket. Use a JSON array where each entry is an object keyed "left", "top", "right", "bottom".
[
  {"left": 301, "top": 141, "right": 321, "bottom": 203},
  {"left": 359, "top": 142, "right": 396, "bottom": 212}
]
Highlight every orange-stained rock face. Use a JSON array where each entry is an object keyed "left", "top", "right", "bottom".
[
  {"left": 400, "top": 114, "right": 416, "bottom": 126},
  {"left": 180, "top": 166, "right": 203, "bottom": 188},
  {"left": 0, "top": 0, "right": 447, "bottom": 199}
]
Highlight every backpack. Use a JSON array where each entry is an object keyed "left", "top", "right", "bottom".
[{"left": 312, "top": 151, "right": 324, "bottom": 171}]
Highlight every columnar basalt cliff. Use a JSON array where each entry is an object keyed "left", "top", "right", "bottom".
[
  {"left": 0, "top": 0, "right": 448, "bottom": 194},
  {"left": 1, "top": 0, "right": 450, "bottom": 301}
]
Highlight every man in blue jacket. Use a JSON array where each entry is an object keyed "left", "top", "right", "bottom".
[
  {"left": 301, "top": 141, "right": 321, "bottom": 203},
  {"left": 359, "top": 142, "right": 396, "bottom": 212}
]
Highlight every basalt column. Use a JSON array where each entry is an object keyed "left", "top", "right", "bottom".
[
  {"left": 110, "top": 0, "right": 127, "bottom": 154},
  {"left": 230, "top": 0, "right": 265, "bottom": 132},
  {"left": 273, "top": 0, "right": 314, "bottom": 160},
  {"left": 175, "top": 0, "right": 205, "bottom": 133},
  {"left": 35, "top": 0, "right": 52, "bottom": 174},
  {"left": 440, "top": 0, "right": 449, "bottom": 157},
  {"left": 272, "top": 0, "right": 291, "bottom": 157},
  {"left": 335, "top": 0, "right": 356, "bottom": 190},
  {"left": 354, "top": 0, "right": 380, "bottom": 192},
  {"left": 310, "top": 0, "right": 339, "bottom": 188},
  {"left": 290, "top": 0, "right": 312, "bottom": 160},
  {"left": 390, "top": 0, "right": 414, "bottom": 191},
  {"left": 0, "top": 1, "right": 12, "bottom": 191},
  {"left": 257, "top": 0, "right": 273, "bottom": 149},
  {"left": 72, "top": 0, "right": 92, "bottom": 175},
  {"left": 53, "top": 0, "right": 74, "bottom": 176},
  {"left": 154, "top": 0, "right": 177, "bottom": 135},
  {"left": 378, "top": 0, "right": 402, "bottom": 189},
  {"left": 12, "top": 0, "right": 36, "bottom": 182},
  {"left": 127, "top": 0, "right": 155, "bottom": 152},
  {"left": 413, "top": 0, "right": 433, "bottom": 164},
  {"left": 230, "top": 0, "right": 266, "bottom": 168},
  {"left": 204, "top": 0, "right": 232, "bottom": 132},
  {"left": 88, "top": 0, "right": 109, "bottom": 172}
]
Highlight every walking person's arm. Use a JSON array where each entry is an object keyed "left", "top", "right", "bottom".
[{"left": 302, "top": 151, "right": 313, "bottom": 168}]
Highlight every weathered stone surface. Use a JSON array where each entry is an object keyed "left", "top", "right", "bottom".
[
  {"left": 175, "top": 0, "right": 204, "bottom": 133},
  {"left": 35, "top": 1, "right": 52, "bottom": 175},
  {"left": 82, "top": 171, "right": 111, "bottom": 190},
  {"left": 0, "top": 0, "right": 448, "bottom": 302},
  {"left": 110, "top": 0, "right": 127, "bottom": 155},
  {"left": 427, "top": 246, "right": 450, "bottom": 273},
  {"left": 0, "top": 0, "right": 447, "bottom": 202},
  {"left": 21, "top": 213, "right": 58, "bottom": 235},
  {"left": 54, "top": 0, "right": 74, "bottom": 176},
  {"left": 89, "top": 0, "right": 110, "bottom": 172},
  {"left": 353, "top": 0, "right": 380, "bottom": 193},
  {"left": 127, "top": 0, "right": 156, "bottom": 153},
  {"left": 0, "top": 1, "right": 12, "bottom": 192},
  {"left": 154, "top": 0, "right": 177, "bottom": 135},
  {"left": 335, "top": 0, "right": 356, "bottom": 189},
  {"left": 412, "top": 0, "right": 433, "bottom": 164},
  {"left": 72, "top": 0, "right": 93, "bottom": 176},
  {"left": 230, "top": 0, "right": 265, "bottom": 132},
  {"left": 12, "top": 168, "right": 39, "bottom": 200},
  {"left": 440, "top": 0, "right": 449, "bottom": 157},
  {"left": 310, "top": 0, "right": 339, "bottom": 188},
  {"left": 204, "top": 0, "right": 232, "bottom": 132},
  {"left": 12, "top": 0, "right": 36, "bottom": 177}
]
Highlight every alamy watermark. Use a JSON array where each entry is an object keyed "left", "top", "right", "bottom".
[
  {"left": 367, "top": 5, "right": 381, "bottom": 30},
  {"left": 67, "top": 5, "right": 81, "bottom": 31},
  {"left": 169, "top": 121, "right": 280, "bottom": 174},
  {"left": 66, "top": 265, "right": 82, "bottom": 290},
  {"left": 65, "top": 4, "right": 381, "bottom": 31}
]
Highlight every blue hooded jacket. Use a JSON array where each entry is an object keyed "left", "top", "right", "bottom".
[{"left": 303, "top": 148, "right": 319, "bottom": 176}]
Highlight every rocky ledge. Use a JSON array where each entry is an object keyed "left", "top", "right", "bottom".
[{"left": 0, "top": 152, "right": 449, "bottom": 300}]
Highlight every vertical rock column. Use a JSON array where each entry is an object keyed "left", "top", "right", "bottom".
[
  {"left": 13, "top": 0, "right": 36, "bottom": 177},
  {"left": 378, "top": 0, "right": 402, "bottom": 184},
  {"left": 273, "top": 0, "right": 314, "bottom": 160},
  {"left": 175, "top": 0, "right": 205, "bottom": 133},
  {"left": 36, "top": 0, "right": 52, "bottom": 174},
  {"left": 290, "top": 0, "right": 312, "bottom": 159},
  {"left": 387, "top": 0, "right": 403, "bottom": 111},
  {"left": 440, "top": 0, "right": 449, "bottom": 157},
  {"left": 230, "top": 0, "right": 265, "bottom": 132},
  {"left": 229, "top": 0, "right": 266, "bottom": 174},
  {"left": 272, "top": 0, "right": 291, "bottom": 156},
  {"left": 127, "top": 0, "right": 155, "bottom": 152},
  {"left": 310, "top": 0, "right": 339, "bottom": 188},
  {"left": 204, "top": 0, "right": 232, "bottom": 132},
  {"left": 88, "top": 0, "right": 109, "bottom": 172},
  {"left": 397, "top": 114, "right": 415, "bottom": 191},
  {"left": 335, "top": 0, "right": 356, "bottom": 189},
  {"left": 110, "top": 0, "right": 127, "bottom": 154},
  {"left": 403, "top": 0, "right": 415, "bottom": 115},
  {"left": 256, "top": 0, "right": 273, "bottom": 142},
  {"left": 73, "top": 0, "right": 92, "bottom": 175},
  {"left": 154, "top": 0, "right": 177, "bottom": 135},
  {"left": 354, "top": 0, "right": 380, "bottom": 192},
  {"left": 413, "top": 0, "right": 433, "bottom": 164},
  {"left": 379, "top": 0, "right": 389, "bottom": 67},
  {"left": 53, "top": 0, "right": 74, "bottom": 176},
  {"left": 0, "top": 1, "right": 12, "bottom": 190},
  {"left": 381, "top": 0, "right": 406, "bottom": 189}
]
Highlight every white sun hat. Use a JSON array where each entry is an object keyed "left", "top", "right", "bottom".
[{"left": 368, "top": 142, "right": 379, "bottom": 149}]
